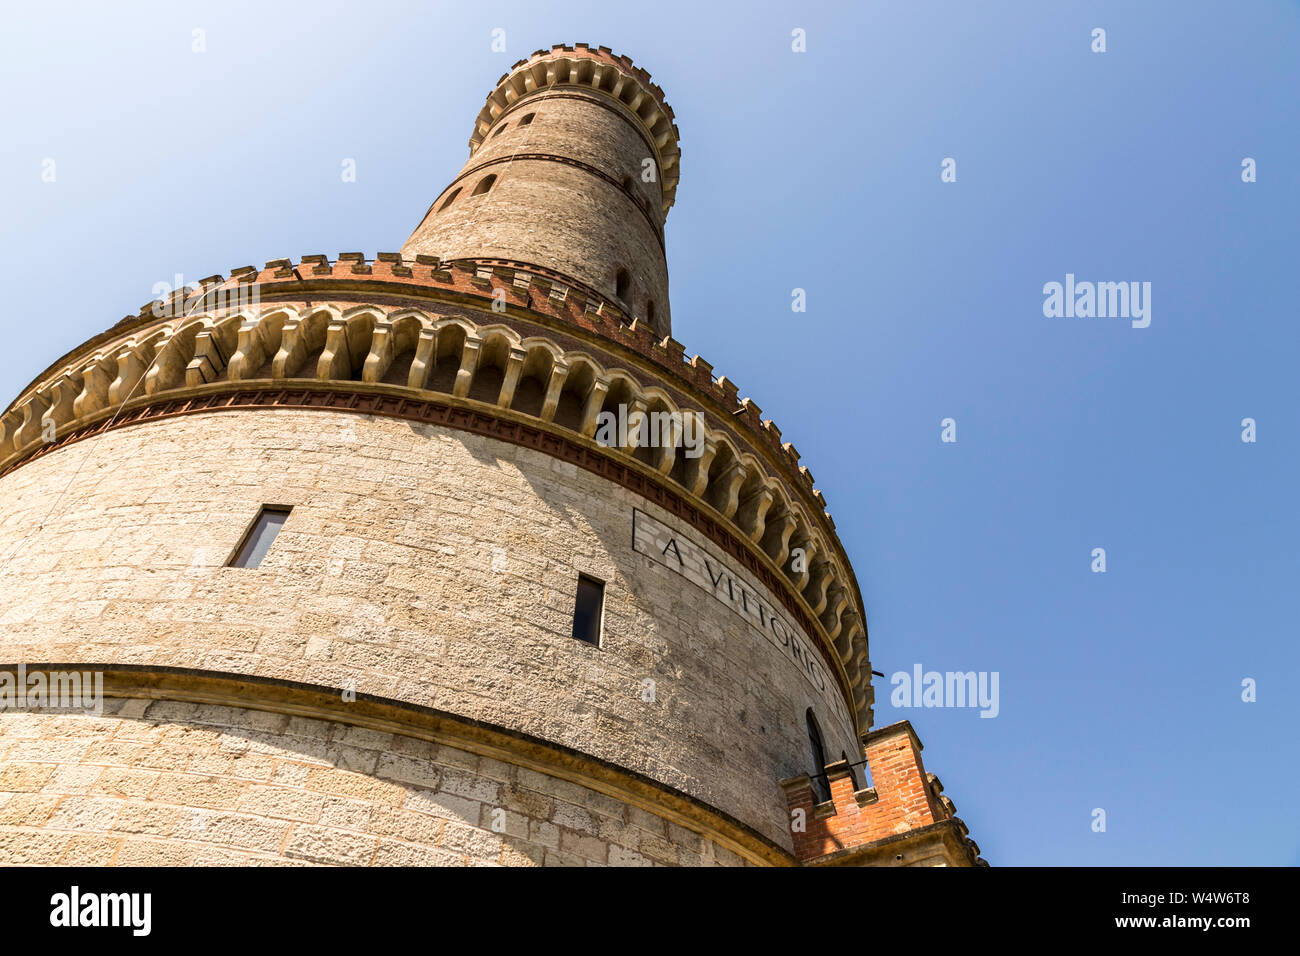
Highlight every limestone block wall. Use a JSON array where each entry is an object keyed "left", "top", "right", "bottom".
[
  {"left": 0, "top": 698, "right": 750, "bottom": 867},
  {"left": 402, "top": 91, "right": 670, "bottom": 331},
  {"left": 0, "top": 408, "right": 857, "bottom": 850}
]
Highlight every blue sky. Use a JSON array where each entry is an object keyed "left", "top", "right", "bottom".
[{"left": 3, "top": 1, "right": 1296, "bottom": 865}]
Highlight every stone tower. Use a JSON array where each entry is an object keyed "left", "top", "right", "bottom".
[
  {"left": 0, "top": 44, "right": 983, "bottom": 867},
  {"left": 401, "top": 47, "right": 676, "bottom": 336}
]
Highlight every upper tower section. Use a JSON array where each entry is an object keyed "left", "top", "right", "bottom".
[{"left": 401, "top": 44, "right": 681, "bottom": 337}]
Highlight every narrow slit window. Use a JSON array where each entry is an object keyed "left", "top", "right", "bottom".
[
  {"left": 614, "top": 268, "right": 630, "bottom": 301},
  {"left": 228, "top": 506, "right": 292, "bottom": 569},
  {"left": 571, "top": 574, "right": 605, "bottom": 646},
  {"left": 806, "top": 709, "right": 831, "bottom": 803}
]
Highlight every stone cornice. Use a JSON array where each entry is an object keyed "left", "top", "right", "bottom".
[{"left": 3, "top": 261, "right": 842, "bottom": 538}]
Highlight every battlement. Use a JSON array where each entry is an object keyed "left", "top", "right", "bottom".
[
  {"left": 469, "top": 43, "right": 681, "bottom": 218},
  {"left": 780, "top": 721, "right": 987, "bottom": 867},
  {"left": 5, "top": 255, "right": 838, "bottom": 534}
]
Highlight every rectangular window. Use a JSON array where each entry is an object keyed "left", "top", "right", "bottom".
[
  {"left": 571, "top": 574, "right": 605, "bottom": 646},
  {"left": 228, "top": 506, "right": 292, "bottom": 569}
]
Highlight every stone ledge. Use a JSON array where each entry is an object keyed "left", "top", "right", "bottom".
[{"left": 0, "top": 663, "right": 796, "bottom": 867}]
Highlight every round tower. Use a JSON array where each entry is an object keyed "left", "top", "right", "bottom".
[
  {"left": 0, "top": 45, "right": 969, "bottom": 869},
  {"left": 402, "top": 45, "right": 679, "bottom": 336}
]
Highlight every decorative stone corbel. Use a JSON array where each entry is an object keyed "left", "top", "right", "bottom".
[
  {"left": 538, "top": 362, "right": 571, "bottom": 422},
  {"left": 710, "top": 460, "right": 746, "bottom": 520},
  {"left": 496, "top": 347, "right": 529, "bottom": 409},
  {"left": 73, "top": 357, "right": 114, "bottom": 419},
  {"left": 452, "top": 337, "right": 482, "bottom": 399},
  {"left": 407, "top": 328, "right": 439, "bottom": 390},
  {"left": 578, "top": 380, "right": 610, "bottom": 437},
  {"left": 682, "top": 434, "right": 716, "bottom": 497},
  {"left": 317, "top": 319, "right": 355, "bottom": 381},
  {"left": 735, "top": 483, "right": 774, "bottom": 542},
  {"left": 109, "top": 342, "right": 152, "bottom": 405}
]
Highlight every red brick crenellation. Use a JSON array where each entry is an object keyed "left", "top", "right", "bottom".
[{"left": 781, "top": 721, "right": 947, "bottom": 862}]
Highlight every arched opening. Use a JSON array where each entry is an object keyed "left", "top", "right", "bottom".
[
  {"left": 633, "top": 398, "right": 674, "bottom": 469},
  {"left": 467, "top": 335, "right": 508, "bottom": 404},
  {"left": 492, "top": 124, "right": 507, "bottom": 138},
  {"left": 472, "top": 174, "right": 497, "bottom": 197},
  {"left": 518, "top": 112, "right": 535, "bottom": 126},
  {"left": 331, "top": 312, "right": 377, "bottom": 381},
  {"left": 428, "top": 325, "right": 467, "bottom": 394},
  {"left": 511, "top": 374, "right": 546, "bottom": 418},
  {"left": 509, "top": 349, "right": 553, "bottom": 418},
  {"left": 439, "top": 187, "right": 462, "bottom": 211},
  {"left": 667, "top": 411, "right": 693, "bottom": 489},
  {"left": 621, "top": 175, "right": 634, "bottom": 191},
  {"left": 554, "top": 363, "right": 595, "bottom": 432},
  {"left": 597, "top": 378, "right": 636, "bottom": 451},
  {"left": 646, "top": 299, "right": 656, "bottom": 328},
  {"left": 283, "top": 311, "right": 332, "bottom": 379},
  {"left": 704, "top": 443, "right": 738, "bottom": 514},
  {"left": 614, "top": 268, "right": 630, "bottom": 301},
  {"left": 382, "top": 345, "right": 417, "bottom": 386},
  {"left": 806, "top": 710, "right": 831, "bottom": 803}
]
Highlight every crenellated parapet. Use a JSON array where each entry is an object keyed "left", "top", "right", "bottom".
[
  {"left": 7, "top": 256, "right": 848, "bottom": 545},
  {"left": 779, "top": 722, "right": 988, "bottom": 867},
  {"left": 470, "top": 43, "right": 681, "bottom": 218},
  {"left": 0, "top": 257, "right": 875, "bottom": 729}
]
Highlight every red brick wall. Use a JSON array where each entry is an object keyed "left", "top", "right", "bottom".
[{"left": 782, "top": 721, "right": 944, "bottom": 862}]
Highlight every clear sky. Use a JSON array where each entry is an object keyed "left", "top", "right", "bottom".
[{"left": 2, "top": 0, "right": 1296, "bottom": 866}]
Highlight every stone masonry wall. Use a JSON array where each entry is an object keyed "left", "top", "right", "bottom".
[
  {"left": 402, "top": 91, "right": 670, "bottom": 330},
  {"left": 0, "top": 408, "right": 857, "bottom": 850},
  {"left": 0, "top": 699, "right": 749, "bottom": 866},
  {"left": 470, "top": 92, "right": 664, "bottom": 217}
]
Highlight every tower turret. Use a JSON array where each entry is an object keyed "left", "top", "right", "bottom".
[{"left": 401, "top": 44, "right": 680, "bottom": 337}]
